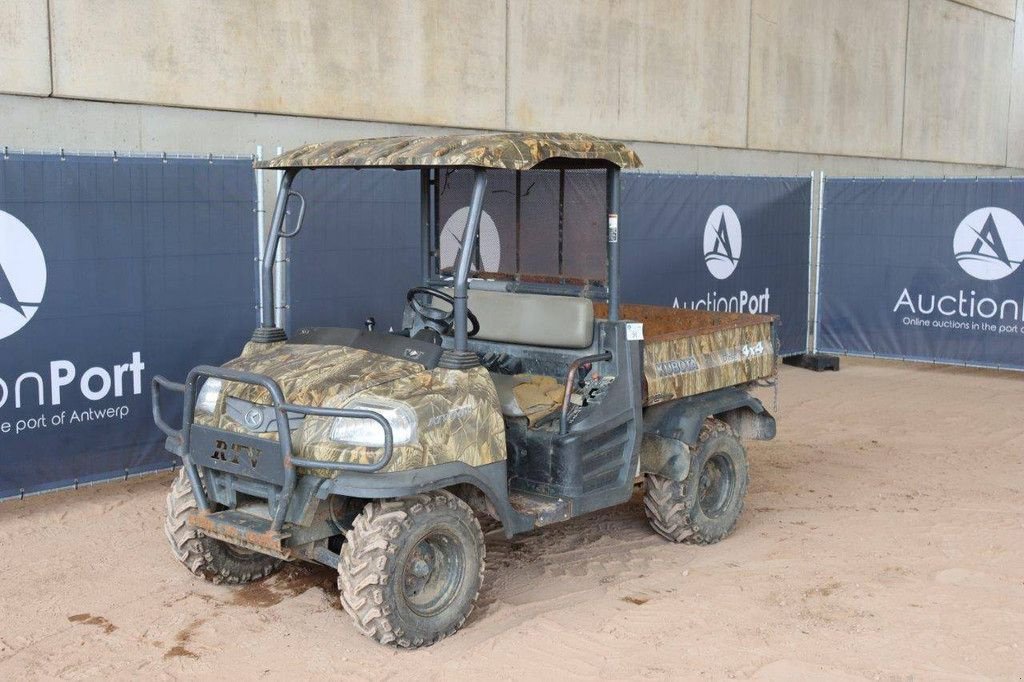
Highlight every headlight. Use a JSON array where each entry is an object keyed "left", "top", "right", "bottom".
[
  {"left": 330, "top": 397, "right": 417, "bottom": 447},
  {"left": 196, "top": 378, "right": 223, "bottom": 414}
]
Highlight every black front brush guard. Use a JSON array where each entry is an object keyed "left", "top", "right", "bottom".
[{"left": 152, "top": 365, "right": 394, "bottom": 532}]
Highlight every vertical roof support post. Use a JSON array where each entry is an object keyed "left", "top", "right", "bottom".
[
  {"left": 453, "top": 168, "right": 488, "bottom": 352},
  {"left": 420, "top": 169, "right": 431, "bottom": 285},
  {"left": 260, "top": 169, "right": 295, "bottom": 330},
  {"left": 431, "top": 169, "right": 441, "bottom": 279},
  {"left": 514, "top": 171, "right": 522, "bottom": 273},
  {"left": 557, "top": 169, "right": 566, "bottom": 277},
  {"left": 607, "top": 165, "right": 621, "bottom": 321}
]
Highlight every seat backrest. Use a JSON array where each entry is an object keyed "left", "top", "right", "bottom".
[{"left": 442, "top": 289, "right": 594, "bottom": 349}]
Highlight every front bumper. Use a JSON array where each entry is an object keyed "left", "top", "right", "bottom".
[{"left": 152, "top": 364, "right": 394, "bottom": 537}]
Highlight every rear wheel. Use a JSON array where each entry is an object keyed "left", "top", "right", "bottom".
[
  {"left": 164, "top": 469, "right": 282, "bottom": 584},
  {"left": 338, "top": 491, "right": 485, "bottom": 648},
  {"left": 644, "top": 418, "right": 749, "bottom": 544}
]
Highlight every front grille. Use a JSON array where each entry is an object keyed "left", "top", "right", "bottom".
[{"left": 225, "top": 396, "right": 305, "bottom": 433}]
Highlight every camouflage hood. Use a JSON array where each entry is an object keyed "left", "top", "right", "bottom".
[
  {"left": 220, "top": 342, "right": 425, "bottom": 409},
  {"left": 201, "top": 339, "right": 507, "bottom": 475}
]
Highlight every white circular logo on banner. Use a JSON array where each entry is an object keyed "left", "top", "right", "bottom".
[
  {"left": 953, "top": 207, "right": 1024, "bottom": 281},
  {"left": 0, "top": 211, "right": 47, "bottom": 341},
  {"left": 703, "top": 205, "right": 742, "bottom": 280},
  {"left": 440, "top": 207, "right": 500, "bottom": 272}
]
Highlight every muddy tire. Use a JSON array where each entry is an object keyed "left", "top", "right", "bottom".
[
  {"left": 164, "top": 469, "right": 282, "bottom": 584},
  {"left": 644, "top": 418, "right": 749, "bottom": 544},
  {"left": 338, "top": 491, "right": 485, "bottom": 648}
]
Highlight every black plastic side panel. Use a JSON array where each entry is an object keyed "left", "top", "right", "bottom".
[
  {"left": 505, "top": 322, "right": 644, "bottom": 517},
  {"left": 505, "top": 417, "right": 632, "bottom": 498}
]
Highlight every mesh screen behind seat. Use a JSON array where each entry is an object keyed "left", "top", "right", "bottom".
[{"left": 436, "top": 168, "right": 608, "bottom": 285}]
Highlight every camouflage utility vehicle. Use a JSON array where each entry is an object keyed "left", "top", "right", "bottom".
[{"left": 153, "top": 133, "right": 778, "bottom": 647}]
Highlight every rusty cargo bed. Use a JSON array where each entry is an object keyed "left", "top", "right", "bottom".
[{"left": 597, "top": 303, "right": 778, "bottom": 406}]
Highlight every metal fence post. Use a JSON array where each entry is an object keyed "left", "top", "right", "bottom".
[
  {"left": 811, "top": 171, "right": 826, "bottom": 354},
  {"left": 805, "top": 171, "right": 816, "bottom": 354},
  {"left": 272, "top": 146, "right": 288, "bottom": 331},
  {"left": 255, "top": 145, "right": 266, "bottom": 324}
]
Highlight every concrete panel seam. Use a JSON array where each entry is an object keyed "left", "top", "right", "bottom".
[
  {"left": 948, "top": 0, "right": 1017, "bottom": 20},
  {"left": 899, "top": 0, "right": 911, "bottom": 159},
  {"left": 745, "top": 0, "right": 754, "bottom": 148},
  {"left": 45, "top": 0, "right": 54, "bottom": 96},
  {"left": 1006, "top": 0, "right": 1022, "bottom": 165},
  {"left": 504, "top": 0, "right": 510, "bottom": 130}
]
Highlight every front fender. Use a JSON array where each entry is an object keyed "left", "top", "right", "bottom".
[{"left": 318, "top": 460, "right": 532, "bottom": 537}]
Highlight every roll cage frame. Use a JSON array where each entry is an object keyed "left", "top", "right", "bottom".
[{"left": 257, "top": 163, "right": 623, "bottom": 351}]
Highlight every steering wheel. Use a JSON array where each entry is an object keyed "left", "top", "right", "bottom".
[{"left": 406, "top": 286, "right": 480, "bottom": 340}]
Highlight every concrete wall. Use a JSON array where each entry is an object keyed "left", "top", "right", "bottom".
[
  {"left": 0, "top": 0, "right": 50, "bottom": 96},
  {"left": 1008, "top": 0, "right": 1024, "bottom": 167},
  {"left": 49, "top": 0, "right": 506, "bottom": 129},
  {"left": 0, "top": 0, "right": 1021, "bottom": 173},
  {"left": 748, "top": 0, "right": 908, "bottom": 159},
  {"left": 507, "top": 0, "right": 750, "bottom": 147},
  {"left": 903, "top": 0, "right": 1014, "bottom": 165}
]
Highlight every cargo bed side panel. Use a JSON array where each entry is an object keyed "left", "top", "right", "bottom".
[{"left": 643, "top": 321, "right": 775, "bottom": 405}]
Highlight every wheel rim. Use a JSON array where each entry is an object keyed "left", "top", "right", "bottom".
[
  {"left": 698, "top": 453, "right": 736, "bottom": 518},
  {"left": 401, "top": 529, "right": 465, "bottom": 617}
]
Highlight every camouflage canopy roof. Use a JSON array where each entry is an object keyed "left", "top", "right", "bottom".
[{"left": 255, "top": 132, "right": 642, "bottom": 171}]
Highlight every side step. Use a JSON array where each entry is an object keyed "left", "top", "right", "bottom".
[
  {"left": 508, "top": 491, "right": 571, "bottom": 528},
  {"left": 188, "top": 509, "right": 293, "bottom": 560}
]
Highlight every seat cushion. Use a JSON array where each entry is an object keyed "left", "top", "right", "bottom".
[{"left": 490, "top": 373, "right": 564, "bottom": 425}]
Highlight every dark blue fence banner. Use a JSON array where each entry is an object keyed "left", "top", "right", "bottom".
[
  {"left": 0, "top": 153, "right": 257, "bottom": 498},
  {"left": 621, "top": 174, "right": 811, "bottom": 355},
  {"left": 817, "top": 178, "right": 1024, "bottom": 369}
]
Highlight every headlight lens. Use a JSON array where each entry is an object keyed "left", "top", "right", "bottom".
[
  {"left": 330, "top": 397, "right": 417, "bottom": 447},
  {"left": 196, "top": 378, "right": 223, "bottom": 414}
]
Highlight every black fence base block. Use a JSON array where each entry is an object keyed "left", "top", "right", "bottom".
[{"left": 783, "top": 353, "right": 841, "bottom": 372}]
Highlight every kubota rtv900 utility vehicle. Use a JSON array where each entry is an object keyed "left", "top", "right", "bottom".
[{"left": 153, "top": 133, "right": 777, "bottom": 648}]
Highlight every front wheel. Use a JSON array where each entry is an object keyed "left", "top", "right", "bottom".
[
  {"left": 164, "top": 469, "right": 282, "bottom": 584},
  {"left": 644, "top": 418, "right": 749, "bottom": 544},
  {"left": 338, "top": 491, "right": 485, "bottom": 648}
]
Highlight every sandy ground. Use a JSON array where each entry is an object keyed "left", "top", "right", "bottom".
[{"left": 0, "top": 357, "right": 1022, "bottom": 680}]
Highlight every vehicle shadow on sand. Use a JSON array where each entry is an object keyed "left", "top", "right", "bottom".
[{"left": 220, "top": 490, "right": 663, "bottom": 620}]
